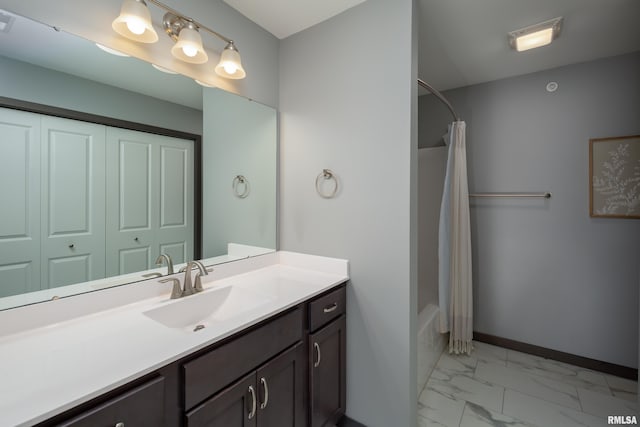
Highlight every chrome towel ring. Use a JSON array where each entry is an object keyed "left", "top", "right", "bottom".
[
  {"left": 315, "top": 169, "right": 338, "bottom": 199},
  {"left": 232, "top": 175, "right": 250, "bottom": 198}
]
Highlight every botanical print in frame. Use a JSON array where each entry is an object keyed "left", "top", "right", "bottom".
[{"left": 589, "top": 135, "right": 640, "bottom": 219}]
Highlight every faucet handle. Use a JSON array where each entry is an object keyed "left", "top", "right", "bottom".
[
  {"left": 194, "top": 272, "right": 208, "bottom": 292},
  {"left": 159, "top": 278, "right": 182, "bottom": 299},
  {"left": 182, "top": 262, "right": 198, "bottom": 297}
]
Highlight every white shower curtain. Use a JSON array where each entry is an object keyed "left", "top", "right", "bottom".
[{"left": 438, "top": 121, "right": 473, "bottom": 354}]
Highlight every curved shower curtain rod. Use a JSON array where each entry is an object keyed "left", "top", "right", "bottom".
[{"left": 418, "top": 78, "right": 461, "bottom": 122}]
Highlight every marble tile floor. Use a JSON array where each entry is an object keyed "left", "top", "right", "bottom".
[{"left": 418, "top": 341, "right": 638, "bottom": 427}]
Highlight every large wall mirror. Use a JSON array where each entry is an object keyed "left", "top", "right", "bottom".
[{"left": 0, "top": 9, "right": 277, "bottom": 310}]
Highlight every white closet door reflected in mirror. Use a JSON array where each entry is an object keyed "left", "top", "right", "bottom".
[
  {"left": 0, "top": 107, "right": 194, "bottom": 298},
  {"left": 105, "top": 128, "right": 194, "bottom": 277},
  {"left": 0, "top": 108, "right": 41, "bottom": 296},
  {"left": 41, "top": 115, "right": 106, "bottom": 289}
]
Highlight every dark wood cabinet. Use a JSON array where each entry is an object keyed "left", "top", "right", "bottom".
[
  {"left": 186, "top": 343, "right": 306, "bottom": 427},
  {"left": 183, "top": 308, "right": 303, "bottom": 411},
  {"left": 55, "top": 376, "right": 165, "bottom": 427},
  {"left": 40, "top": 282, "right": 347, "bottom": 427},
  {"left": 185, "top": 372, "right": 256, "bottom": 427},
  {"left": 309, "top": 315, "right": 346, "bottom": 427}
]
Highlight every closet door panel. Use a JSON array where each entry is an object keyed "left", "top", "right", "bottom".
[
  {"left": 0, "top": 108, "right": 41, "bottom": 296},
  {"left": 157, "top": 142, "right": 193, "bottom": 266},
  {"left": 106, "top": 129, "right": 155, "bottom": 276},
  {"left": 40, "top": 117, "right": 105, "bottom": 289},
  {"left": 106, "top": 128, "right": 194, "bottom": 275}
]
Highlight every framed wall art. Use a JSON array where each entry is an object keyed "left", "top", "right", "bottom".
[{"left": 589, "top": 134, "right": 640, "bottom": 219}]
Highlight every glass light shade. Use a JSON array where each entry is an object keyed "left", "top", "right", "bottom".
[
  {"left": 112, "top": 0, "right": 158, "bottom": 43},
  {"left": 515, "top": 28, "right": 554, "bottom": 52},
  {"left": 215, "top": 43, "right": 246, "bottom": 79},
  {"left": 171, "top": 27, "right": 208, "bottom": 64}
]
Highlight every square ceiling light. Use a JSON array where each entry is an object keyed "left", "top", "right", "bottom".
[{"left": 508, "top": 17, "right": 563, "bottom": 52}]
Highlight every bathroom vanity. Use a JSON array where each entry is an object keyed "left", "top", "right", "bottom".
[{"left": 0, "top": 252, "right": 348, "bottom": 427}]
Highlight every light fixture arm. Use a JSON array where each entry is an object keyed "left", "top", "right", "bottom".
[{"left": 146, "top": 0, "right": 232, "bottom": 44}]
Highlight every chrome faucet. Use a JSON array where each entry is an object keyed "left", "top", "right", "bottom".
[
  {"left": 158, "top": 261, "right": 212, "bottom": 300},
  {"left": 179, "top": 261, "right": 211, "bottom": 296},
  {"left": 155, "top": 254, "right": 174, "bottom": 275}
]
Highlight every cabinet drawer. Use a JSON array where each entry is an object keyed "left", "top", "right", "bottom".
[
  {"left": 183, "top": 307, "right": 303, "bottom": 410},
  {"left": 58, "top": 376, "right": 165, "bottom": 427},
  {"left": 309, "top": 285, "right": 346, "bottom": 332}
]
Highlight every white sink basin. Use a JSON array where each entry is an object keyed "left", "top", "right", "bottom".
[{"left": 143, "top": 286, "right": 273, "bottom": 331}]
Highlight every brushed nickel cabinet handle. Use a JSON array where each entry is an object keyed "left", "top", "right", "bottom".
[
  {"left": 259, "top": 377, "right": 269, "bottom": 409},
  {"left": 115, "top": 422, "right": 125, "bottom": 427},
  {"left": 323, "top": 303, "right": 338, "bottom": 313},
  {"left": 314, "top": 342, "right": 321, "bottom": 368},
  {"left": 248, "top": 385, "right": 257, "bottom": 419}
]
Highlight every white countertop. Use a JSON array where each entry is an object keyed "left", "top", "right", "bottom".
[{"left": 0, "top": 251, "right": 348, "bottom": 427}]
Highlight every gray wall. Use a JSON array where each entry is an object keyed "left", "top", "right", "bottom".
[
  {"left": 419, "top": 52, "right": 640, "bottom": 368},
  {"left": 279, "top": 0, "right": 417, "bottom": 425},
  {"left": 202, "top": 88, "right": 277, "bottom": 257},
  {"left": 0, "top": 56, "right": 202, "bottom": 135}
]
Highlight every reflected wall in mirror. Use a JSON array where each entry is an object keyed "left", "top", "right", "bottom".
[
  {"left": 203, "top": 88, "right": 277, "bottom": 259},
  {"left": 0, "top": 9, "right": 277, "bottom": 310}
]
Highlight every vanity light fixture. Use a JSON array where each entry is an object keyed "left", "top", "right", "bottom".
[
  {"left": 508, "top": 17, "right": 563, "bottom": 52},
  {"left": 112, "top": 0, "right": 246, "bottom": 79}
]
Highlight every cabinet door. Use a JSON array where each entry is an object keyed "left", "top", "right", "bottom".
[
  {"left": 57, "top": 376, "right": 165, "bottom": 427},
  {"left": 256, "top": 342, "right": 305, "bottom": 427},
  {"left": 309, "top": 315, "right": 346, "bottom": 427},
  {"left": 0, "top": 108, "right": 41, "bottom": 297},
  {"left": 186, "top": 372, "right": 257, "bottom": 427},
  {"left": 40, "top": 116, "right": 106, "bottom": 289},
  {"left": 105, "top": 128, "right": 194, "bottom": 276}
]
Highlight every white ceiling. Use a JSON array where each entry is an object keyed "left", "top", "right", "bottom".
[
  {"left": 418, "top": 0, "right": 640, "bottom": 92},
  {"left": 222, "top": 0, "right": 367, "bottom": 39}
]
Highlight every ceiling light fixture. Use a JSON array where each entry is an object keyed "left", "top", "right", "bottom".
[
  {"left": 112, "top": 0, "right": 246, "bottom": 79},
  {"left": 508, "top": 17, "right": 563, "bottom": 52}
]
